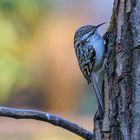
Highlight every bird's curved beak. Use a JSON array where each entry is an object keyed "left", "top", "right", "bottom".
[{"left": 95, "top": 22, "right": 106, "bottom": 29}]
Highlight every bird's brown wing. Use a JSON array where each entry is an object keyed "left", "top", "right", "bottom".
[{"left": 75, "top": 44, "right": 96, "bottom": 84}]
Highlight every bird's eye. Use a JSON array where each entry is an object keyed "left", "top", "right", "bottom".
[{"left": 91, "top": 30, "right": 96, "bottom": 35}]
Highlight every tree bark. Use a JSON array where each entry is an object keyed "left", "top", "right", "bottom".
[{"left": 94, "top": 0, "right": 140, "bottom": 139}]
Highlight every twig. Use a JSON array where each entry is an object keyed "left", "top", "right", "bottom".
[{"left": 0, "top": 106, "right": 94, "bottom": 140}]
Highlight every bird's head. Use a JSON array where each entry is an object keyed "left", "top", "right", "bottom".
[{"left": 74, "top": 22, "right": 106, "bottom": 47}]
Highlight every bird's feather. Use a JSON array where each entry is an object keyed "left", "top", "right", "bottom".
[
  {"left": 91, "top": 72, "right": 104, "bottom": 111},
  {"left": 75, "top": 44, "right": 96, "bottom": 84}
]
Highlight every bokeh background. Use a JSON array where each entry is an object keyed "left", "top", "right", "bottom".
[{"left": 0, "top": 0, "right": 113, "bottom": 139}]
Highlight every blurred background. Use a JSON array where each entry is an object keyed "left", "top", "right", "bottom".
[{"left": 0, "top": 0, "right": 113, "bottom": 139}]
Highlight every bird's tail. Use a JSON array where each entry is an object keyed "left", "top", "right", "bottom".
[{"left": 91, "top": 72, "right": 104, "bottom": 111}]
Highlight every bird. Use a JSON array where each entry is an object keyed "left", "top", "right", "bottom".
[{"left": 74, "top": 22, "right": 106, "bottom": 114}]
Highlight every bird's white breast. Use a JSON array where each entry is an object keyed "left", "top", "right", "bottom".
[{"left": 89, "top": 32, "right": 105, "bottom": 71}]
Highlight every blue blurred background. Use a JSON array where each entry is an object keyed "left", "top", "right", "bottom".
[{"left": 0, "top": 0, "right": 113, "bottom": 139}]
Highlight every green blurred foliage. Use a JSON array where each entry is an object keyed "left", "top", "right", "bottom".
[
  {"left": 0, "top": 0, "right": 52, "bottom": 101},
  {"left": 0, "top": 0, "right": 52, "bottom": 37}
]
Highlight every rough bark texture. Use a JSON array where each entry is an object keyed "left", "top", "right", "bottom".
[{"left": 94, "top": 0, "right": 140, "bottom": 139}]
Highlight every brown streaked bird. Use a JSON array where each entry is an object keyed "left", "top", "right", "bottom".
[{"left": 74, "top": 23, "right": 106, "bottom": 114}]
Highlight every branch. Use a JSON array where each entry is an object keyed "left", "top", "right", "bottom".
[{"left": 0, "top": 106, "right": 94, "bottom": 140}]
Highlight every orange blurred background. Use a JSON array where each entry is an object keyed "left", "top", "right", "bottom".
[{"left": 0, "top": 0, "right": 113, "bottom": 139}]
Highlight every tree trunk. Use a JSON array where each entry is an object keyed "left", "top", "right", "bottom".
[{"left": 94, "top": 0, "right": 140, "bottom": 139}]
